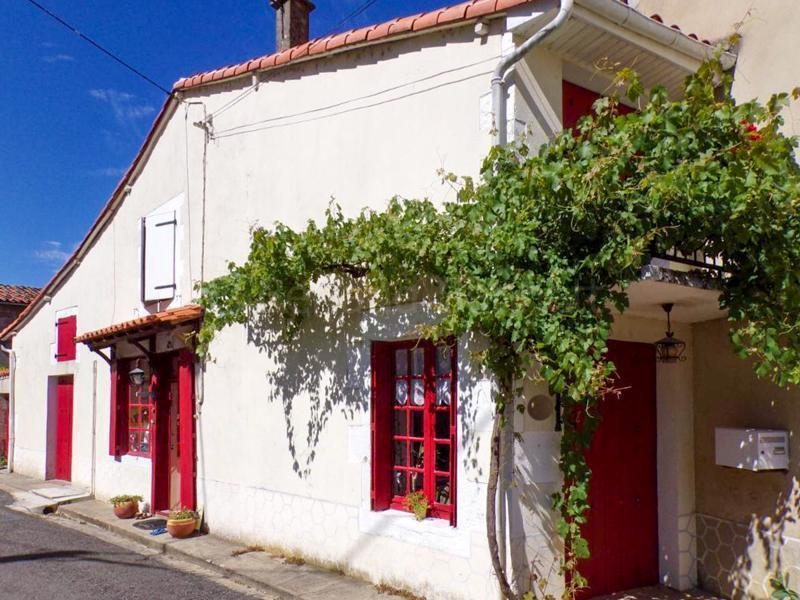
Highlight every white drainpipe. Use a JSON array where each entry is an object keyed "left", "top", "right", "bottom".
[
  {"left": 492, "top": 0, "right": 574, "bottom": 146},
  {"left": 490, "top": 0, "right": 574, "bottom": 589},
  {"left": 1, "top": 344, "right": 15, "bottom": 473}
]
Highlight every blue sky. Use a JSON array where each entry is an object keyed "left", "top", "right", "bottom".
[{"left": 0, "top": 0, "right": 449, "bottom": 287}]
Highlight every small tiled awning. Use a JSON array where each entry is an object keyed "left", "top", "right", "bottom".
[{"left": 76, "top": 304, "right": 204, "bottom": 349}]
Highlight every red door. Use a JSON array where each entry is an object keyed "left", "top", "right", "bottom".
[
  {"left": 55, "top": 377, "right": 74, "bottom": 481},
  {"left": 578, "top": 340, "right": 658, "bottom": 598}
]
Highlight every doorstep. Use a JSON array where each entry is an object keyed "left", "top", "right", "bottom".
[
  {"left": 0, "top": 471, "right": 90, "bottom": 514},
  {"left": 59, "top": 499, "right": 394, "bottom": 600},
  {"left": 591, "top": 586, "right": 723, "bottom": 600}
]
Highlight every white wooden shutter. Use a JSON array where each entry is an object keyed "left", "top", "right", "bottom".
[{"left": 142, "top": 210, "right": 176, "bottom": 301}]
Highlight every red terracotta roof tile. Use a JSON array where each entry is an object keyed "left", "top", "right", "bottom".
[
  {"left": 173, "top": 0, "right": 717, "bottom": 93},
  {"left": 0, "top": 368, "right": 8, "bottom": 379},
  {"left": 0, "top": 285, "right": 40, "bottom": 305},
  {"left": 75, "top": 305, "right": 204, "bottom": 346}
]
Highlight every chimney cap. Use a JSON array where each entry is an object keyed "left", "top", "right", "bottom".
[{"left": 269, "top": 0, "right": 316, "bottom": 9}]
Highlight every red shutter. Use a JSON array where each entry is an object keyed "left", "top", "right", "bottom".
[
  {"left": 109, "top": 359, "right": 129, "bottom": 456},
  {"left": 371, "top": 341, "right": 393, "bottom": 510},
  {"left": 56, "top": 315, "right": 77, "bottom": 362}
]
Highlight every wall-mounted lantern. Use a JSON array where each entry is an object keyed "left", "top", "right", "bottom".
[
  {"left": 655, "top": 303, "right": 686, "bottom": 363},
  {"left": 128, "top": 363, "right": 145, "bottom": 386}
]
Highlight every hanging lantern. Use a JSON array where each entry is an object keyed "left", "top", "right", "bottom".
[
  {"left": 655, "top": 303, "right": 686, "bottom": 363},
  {"left": 128, "top": 361, "right": 146, "bottom": 386}
]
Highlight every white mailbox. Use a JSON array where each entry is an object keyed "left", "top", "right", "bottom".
[{"left": 715, "top": 428, "right": 789, "bottom": 471}]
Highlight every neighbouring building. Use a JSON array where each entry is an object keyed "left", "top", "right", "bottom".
[
  {"left": 1, "top": 1, "right": 797, "bottom": 598},
  {"left": 0, "top": 284, "right": 39, "bottom": 462}
]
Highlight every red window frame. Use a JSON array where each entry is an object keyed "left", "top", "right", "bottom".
[
  {"left": 55, "top": 315, "right": 77, "bottom": 362},
  {"left": 371, "top": 339, "right": 457, "bottom": 525},
  {"left": 110, "top": 359, "right": 153, "bottom": 458}
]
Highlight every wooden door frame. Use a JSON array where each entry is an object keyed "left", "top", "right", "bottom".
[{"left": 150, "top": 350, "right": 196, "bottom": 512}]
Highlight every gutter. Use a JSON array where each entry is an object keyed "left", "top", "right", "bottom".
[
  {"left": 1, "top": 345, "right": 15, "bottom": 472},
  {"left": 580, "top": 0, "right": 737, "bottom": 71}
]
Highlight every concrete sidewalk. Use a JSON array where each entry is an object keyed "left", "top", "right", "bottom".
[
  {"left": 0, "top": 470, "right": 400, "bottom": 600},
  {"left": 59, "top": 498, "right": 398, "bottom": 600},
  {"left": 0, "top": 469, "right": 89, "bottom": 513}
]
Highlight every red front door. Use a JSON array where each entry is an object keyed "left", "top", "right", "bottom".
[
  {"left": 151, "top": 352, "right": 196, "bottom": 512},
  {"left": 578, "top": 340, "right": 658, "bottom": 598},
  {"left": 55, "top": 377, "right": 74, "bottom": 481}
]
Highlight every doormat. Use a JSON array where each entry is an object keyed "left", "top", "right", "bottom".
[{"left": 133, "top": 518, "right": 167, "bottom": 531}]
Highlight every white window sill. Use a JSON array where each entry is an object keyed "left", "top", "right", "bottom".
[{"left": 358, "top": 507, "right": 471, "bottom": 557}]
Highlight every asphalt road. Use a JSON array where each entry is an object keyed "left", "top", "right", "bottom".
[{"left": 0, "top": 490, "right": 265, "bottom": 600}]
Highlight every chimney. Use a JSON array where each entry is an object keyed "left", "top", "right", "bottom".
[{"left": 269, "top": 0, "right": 315, "bottom": 52}]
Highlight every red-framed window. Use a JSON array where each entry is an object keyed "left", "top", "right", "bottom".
[
  {"left": 127, "top": 362, "right": 153, "bottom": 457},
  {"left": 371, "top": 339, "right": 457, "bottom": 525},
  {"left": 55, "top": 315, "right": 77, "bottom": 362},
  {"left": 109, "top": 360, "right": 153, "bottom": 457}
]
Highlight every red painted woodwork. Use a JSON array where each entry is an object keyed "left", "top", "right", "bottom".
[
  {"left": 371, "top": 342, "right": 394, "bottom": 511},
  {"left": 55, "top": 377, "right": 74, "bottom": 481},
  {"left": 177, "top": 351, "right": 196, "bottom": 510},
  {"left": 109, "top": 359, "right": 130, "bottom": 456},
  {"left": 577, "top": 340, "right": 659, "bottom": 598},
  {"left": 562, "top": 80, "right": 635, "bottom": 131},
  {"left": 372, "top": 340, "right": 457, "bottom": 524},
  {"left": 150, "top": 364, "right": 170, "bottom": 511},
  {"left": 2, "top": 402, "right": 8, "bottom": 459},
  {"left": 55, "top": 315, "right": 77, "bottom": 362}
]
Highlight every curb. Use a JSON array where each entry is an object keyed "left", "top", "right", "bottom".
[{"left": 58, "top": 505, "right": 301, "bottom": 600}]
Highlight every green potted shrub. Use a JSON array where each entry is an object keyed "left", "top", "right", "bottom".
[
  {"left": 167, "top": 507, "right": 198, "bottom": 538},
  {"left": 110, "top": 494, "right": 142, "bottom": 519},
  {"left": 403, "top": 491, "right": 429, "bottom": 521}
]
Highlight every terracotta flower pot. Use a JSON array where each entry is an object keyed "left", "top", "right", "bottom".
[
  {"left": 113, "top": 501, "right": 138, "bottom": 519},
  {"left": 167, "top": 517, "right": 196, "bottom": 538}
]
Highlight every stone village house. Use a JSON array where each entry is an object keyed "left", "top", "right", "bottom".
[{"left": 2, "top": 1, "right": 799, "bottom": 598}]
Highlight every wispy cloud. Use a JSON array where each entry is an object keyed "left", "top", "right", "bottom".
[
  {"left": 89, "top": 88, "right": 156, "bottom": 125},
  {"left": 88, "top": 166, "right": 126, "bottom": 178},
  {"left": 34, "top": 241, "right": 72, "bottom": 266},
  {"left": 42, "top": 53, "right": 75, "bottom": 63}
]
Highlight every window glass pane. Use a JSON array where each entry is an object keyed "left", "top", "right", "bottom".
[
  {"left": 436, "top": 443, "right": 450, "bottom": 472},
  {"left": 411, "top": 471, "right": 424, "bottom": 493},
  {"left": 129, "top": 407, "right": 140, "bottom": 427},
  {"left": 436, "top": 378, "right": 451, "bottom": 406},
  {"left": 140, "top": 408, "right": 150, "bottom": 425},
  {"left": 410, "top": 410, "right": 424, "bottom": 438},
  {"left": 411, "top": 379, "right": 425, "bottom": 406},
  {"left": 435, "top": 411, "right": 450, "bottom": 440},
  {"left": 394, "top": 349, "right": 407, "bottom": 376},
  {"left": 395, "top": 381, "right": 408, "bottom": 405},
  {"left": 129, "top": 431, "right": 139, "bottom": 452},
  {"left": 436, "top": 345, "right": 452, "bottom": 375},
  {"left": 411, "top": 348, "right": 425, "bottom": 376},
  {"left": 140, "top": 430, "right": 150, "bottom": 454},
  {"left": 393, "top": 411, "right": 407, "bottom": 436},
  {"left": 436, "top": 476, "right": 451, "bottom": 504},
  {"left": 393, "top": 471, "right": 407, "bottom": 496},
  {"left": 411, "top": 442, "right": 424, "bottom": 468},
  {"left": 394, "top": 441, "right": 408, "bottom": 466}
]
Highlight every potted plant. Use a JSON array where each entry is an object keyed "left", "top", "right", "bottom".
[
  {"left": 110, "top": 494, "right": 142, "bottom": 519},
  {"left": 403, "top": 491, "right": 429, "bottom": 521},
  {"left": 167, "top": 507, "right": 198, "bottom": 538}
]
